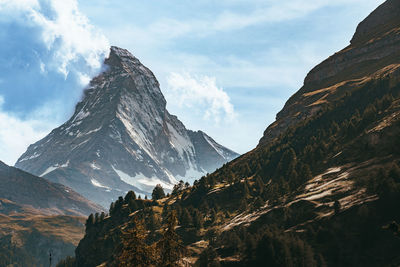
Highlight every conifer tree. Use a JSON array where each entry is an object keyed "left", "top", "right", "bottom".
[
  {"left": 156, "top": 212, "right": 185, "bottom": 267},
  {"left": 180, "top": 208, "right": 193, "bottom": 227},
  {"left": 125, "top": 190, "right": 136, "bottom": 202},
  {"left": 85, "top": 214, "right": 94, "bottom": 231},
  {"left": 193, "top": 209, "right": 203, "bottom": 230},
  {"left": 152, "top": 184, "right": 166, "bottom": 200},
  {"left": 100, "top": 212, "right": 105, "bottom": 221},
  {"left": 109, "top": 202, "right": 115, "bottom": 215},
  {"left": 117, "top": 218, "right": 155, "bottom": 266}
]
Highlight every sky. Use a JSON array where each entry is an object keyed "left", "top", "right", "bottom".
[{"left": 0, "top": 0, "right": 385, "bottom": 165}]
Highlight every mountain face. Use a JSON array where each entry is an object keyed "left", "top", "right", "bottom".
[
  {"left": 15, "top": 46, "right": 239, "bottom": 207},
  {"left": 259, "top": 0, "right": 400, "bottom": 146},
  {"left": 70, "top": 2, "right": 400, "bottom": 267},
  {"left": 0, "top": 161, "right": 102, "bottom": 266}
]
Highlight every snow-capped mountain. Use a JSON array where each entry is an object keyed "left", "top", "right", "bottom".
[{"left": 15, "top": 46, "right": 239, "bottom": 207}]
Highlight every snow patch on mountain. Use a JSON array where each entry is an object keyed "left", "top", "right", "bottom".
[
  {"left": 40, "top": 166, "right": 58, "bottom": 177},
  {"left": 18, "top": 151, "right": 41, "bottom": 163},
  {"left": 167, "top": 122, "right": 194, "bottom": 158},
  {"left": 91, "top": 178, "right": 111, "bottom": 191},
  {"left": 77, "top": 126, "right": 102, "bottom": 137},
  {"left": 90, "top": 162, "right": 101, "bottom": 170},
  {"left": 176, "top": 165, "right": 206, "bottom": 183},
  {"left": 40, "top": 160, "right": 70, "bottom": 176},
  {"left": 117, "top": 112, "right": 157, "bottom": 163},
  {"left": 112, "top": 165, "right": 173, "bottom": 192}
]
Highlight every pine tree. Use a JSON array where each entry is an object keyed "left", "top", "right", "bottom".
[
  {"left": 100, "top": 212, "right": 105, "bottom": 221},
  {"left": 85, "top": 214, "right": 94, "bottom": 231},
  {"left": 125, "top": 190, "right": 136, "bottom": 202},
  {"left": 180, "top": 208, "right": 193, "bottom": 227},
  {"left": 128, "top": 199, "right": 138, "bottom": 212},
  {"left": 94, "top": 212, "right": 99, "bottom": 224},
  {"left": 148, "top": 210, "right": 160, "bottom": 231},
  {"left": 172, "top": 180, "right": 185, "bottom": 195},
  {"left": 243, "top": 180, "right": 250, "bottom": 198},
  {"left": 109, "top": 202, "right": 115, "bottom": 215},
  {"left": 156, "top": 212, "right": 185, "bottom": 267},
  {"left": 193, "top": 209, "right": 204, "bottom": 230},
  {"left": 116, "top": 218, "right": 156, "bottom": 266},
  {"left": 152, "top": 184, "right": 166, "bottom": 200},
  {"left": 255, "top": 175, "right": 265, "bottom": 194},
  {"left": 210, "top": 209, "right": 217, "bottom": 224}
]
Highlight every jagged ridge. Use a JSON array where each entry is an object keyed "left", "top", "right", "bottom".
[{"left": 15, "top": 46, "right": 239, "bottom": 207}]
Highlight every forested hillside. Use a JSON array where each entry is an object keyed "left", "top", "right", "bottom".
[{"left": 59, "top": 1, "right": 400, "bottom": 266}]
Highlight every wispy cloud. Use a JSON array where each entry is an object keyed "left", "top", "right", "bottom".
[
  {"left": 166, "top": 73, "right": 236, "bottom": 123},
  {"left": 0, "top": 0, "right": 109, "bottom": 78},
  {"left": 0, "top": 0, "right": 110, "bottom": 164},
  {"left": 0, "top": 96, "right": 54, "bottom": 165},
  {"left": 107, "top": 0, "right": 383, "bottom": 44}
]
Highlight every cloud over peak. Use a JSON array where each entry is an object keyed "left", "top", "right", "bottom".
[
  {"left": 0, "top": 0, "right": 109, "bottom": 165},
  {"left": 166, "top": 72, "right": 235, "bottom": 124}
]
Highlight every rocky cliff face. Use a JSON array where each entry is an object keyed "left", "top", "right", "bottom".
[
  {"left": 15, "top": 47, "right": 238, "bottom": 207},
  {"left": 259, "top": 0, "right": 400, "bottom": 146}
]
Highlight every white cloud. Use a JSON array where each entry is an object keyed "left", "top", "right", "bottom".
[
  {"left": 0, "top": 96, "right": 55, "bottom": 165},
  {"left": 0, "top": 0, "right": 109, "bottom": 79},
  {"left": 166, "top": 73, "right": 235, "bottom": 123},
  {"left": 0, "top": 0, "right": 110, "bottom": 164}
]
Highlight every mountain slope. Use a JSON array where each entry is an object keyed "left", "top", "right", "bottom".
[
  {"left": 0, "top": 161, "right": 102, "bottom": 216},
  {"left": 15, "top": 47, "right": 239, "bottom": 207},
  {"left": 0, "top": 161, "right": 103, "bottom": 266},
  {"left": 69, "top": 2, "right": 400, "bottom": 266},
  {"left": 259, "top": 0, "right": 400, "bottom": 146}
]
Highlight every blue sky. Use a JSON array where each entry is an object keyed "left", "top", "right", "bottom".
[{"left": 0, "top": 0, "right": 384, "bottom": 165}]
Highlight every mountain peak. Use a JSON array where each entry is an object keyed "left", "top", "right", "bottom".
[
  {"left": 106, "top": 46, "right": 141, "bottom": 67},
  {"left": 259, "top": 0, "right": 400, "bottom": 146},
  {"left": 16, "top": 47, "right": 239, "bottom": 207},
  {"left": 351, "top": 0, "right": 400, "bottom": 45},
  {"left": 110, "top": 46, "right": 134, "bottom": 58}
]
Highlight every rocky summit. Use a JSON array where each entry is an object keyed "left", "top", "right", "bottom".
[{"left": 15, "top": 46, "right": 239, "bottom": 207}]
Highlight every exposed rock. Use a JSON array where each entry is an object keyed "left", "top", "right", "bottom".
[
  {"left": 259, "top": 0, "right": 400, "bottom": 146},
  {"left": 15, "top": 47, "right": 239, "bottom": 207}
]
